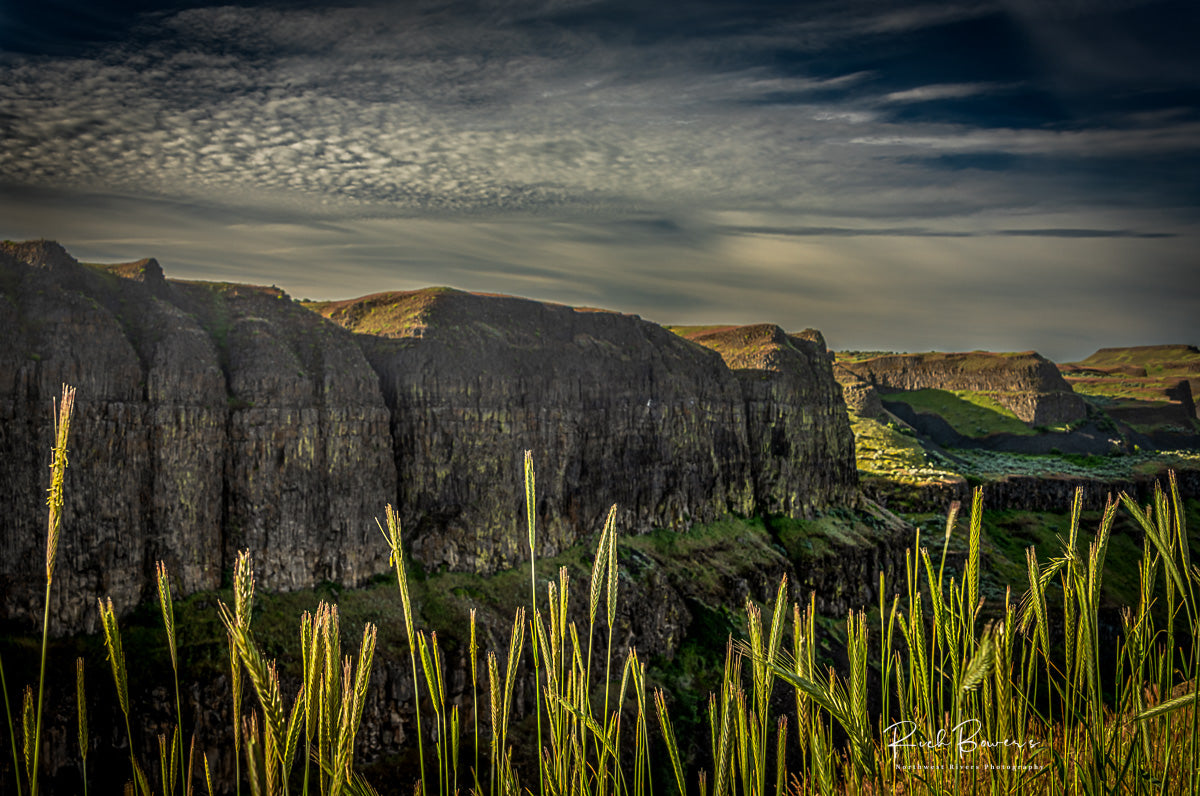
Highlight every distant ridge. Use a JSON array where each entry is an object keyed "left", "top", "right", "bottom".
[{"left": 834, "top": 350, "right": 1086, "bottom": 426}]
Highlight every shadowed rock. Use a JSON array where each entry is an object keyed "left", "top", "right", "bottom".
[
  {"left": 0, "top": 241, "right": 394, "bottom": 632},
  {"left": 675, "top": 324, "right": 858, "bottom": 515},
  {"left": 312, "top": 293, "right": 859, "bottom": 573},
  {"left": 2, "top": 243, "right": 862, "bottom": 633}
]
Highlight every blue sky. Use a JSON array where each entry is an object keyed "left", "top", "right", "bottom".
[{"left": 2, "top": 0, "right": 1197, "bottom": 360}]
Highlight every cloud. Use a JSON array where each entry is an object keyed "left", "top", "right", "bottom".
[
  {"left": 883, "top": 82, "right": 1008, "bottom": 103},
  {"left": 1, "top": 0, "right": 1197, "bottom": 361},
  {"left": 717, "top": 224, "right": 1175, "bottom": 239},
  {"left": 721, "top": 224, "right": 972, "bottom": 238},
  {"left": 993, "top": 228, "right": 1175, "bottom": 239},
  {"left": 847, "top": 122, "right": 1200, "bottom": 160},
  {"left": 857, "top": 2, "right": 996, "bottom": 35},
  {"left": 2, "top": 0, "right": 1196, "bottom": 226}
]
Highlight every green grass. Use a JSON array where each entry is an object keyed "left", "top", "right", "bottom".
[
  {"left": 667, "top": 324, "right": 738, "bottom": 337},
  {"left": 883, "top": 388, "right": 1035, "bottom": 437},
  {"left": 849, "top": 412, "right": 961, "bottom": 485},
  {"left": 951, "top": 448, "right": 1200, "bottom": 480},
  {"left": 768, "top": 511, "right": 881, "bottom": 560},
  {"left": 304, "top": 288, "right": 461, "bottom": 339},
  {"left": 1062, "top": 345, "right": 1200, "bottom": 417},
  {"left": 1068, "top": 377, "right": 1181, "bottom": 403},
  {"left": 624, "top": 516, "right": 784, "bottom": 589},
  {"left": 900, "top": 506, "right": 1200, "bottom": 612},
  {"left": 833, "top": 350, "right": 900, "bottom": 363},
  {"left": 1067, "top": 344, "right": 1200, "bottom": 376},
  {"left": 847, "top": 392, "right": 1199, "bottom": 489}
]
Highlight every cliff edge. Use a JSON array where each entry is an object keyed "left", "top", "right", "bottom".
[
  {"left": 1, "top": 242, "right": 862, "bottom": 633},
  {"left": 837, "top": 350, "right": 1087, "bottom": 426},
  {"left": 0, "top": 241, "right": 396, "bottom": 632}
]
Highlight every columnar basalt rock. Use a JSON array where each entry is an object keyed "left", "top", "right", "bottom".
[
  {"left": 169, "top": 281, "right": 397, "bottom": 591},
  {"left": 834, "top": 364, "right": 885, "bottom": 419},
  {"left": 838, "top": 350, "right": 1087, "bottom": 426},
  {"left": 298, "top": 294, "right": 865, "bottom": 574},
  {"left": 314, "top": 291, "right": 778, "bottom": 574},
  {"left": 2, "top": 241, "right": 862, "bottom": 633},
  {"left": 676, "top": 324, "right": 859, "bottom": 516},
  {"left": 0, "top": 241, "right": 395, "bottom": 632},
  {"left": 2, "top": 243, "right": 165, "bottom": 632}
]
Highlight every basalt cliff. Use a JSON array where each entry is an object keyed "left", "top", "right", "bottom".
[
  {"left": 0, "top": 241, "right": 861, "bottom": 634},
  {"left": 837, "top": 350, "right": 1087, "bottom": 426}
]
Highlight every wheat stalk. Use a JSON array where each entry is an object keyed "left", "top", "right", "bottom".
[
  {"left": 25, "top": 386, "right": 76, "bottom": 796},
  {"left": 21, "top": 686, "right": 34, "bottom": 789},
  {"left": 381, "top": 503, "right": 428, "bottom": 792},
  {"left": 99, "top": 597, "right": 140, "bottom": 792},
  {"left": 75, "top": 656, "right": 88, "bottom": 796},
  {"left": 156, "top": 562, "right": 185, "bottom": 795}
]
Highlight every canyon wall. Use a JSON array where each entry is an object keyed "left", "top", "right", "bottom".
[
  {"left": 310, "top": 293, "right": 861, "bottom": 574},
  {"left": 0, "top": 242, "right": 861, "bottom": 633},
  {"left": 838, "top": 351, "right": 1087, "bottom": 425},
  {"left": 675, "top": 324, "right": 858, "bottom": 515},
  {"left": 1, "top": 241, "right": 396, "bottom": 632}
]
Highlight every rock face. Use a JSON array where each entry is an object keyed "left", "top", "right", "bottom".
[
  {"left": 833, "top": 364, "right": 884, "bottom": 418},
  {"left": 310, "top": 295, "right": 859, "bottom": 574},
  {"left": 0, "top": 241, "right": 395, "bottom": 632},
  {"left": 1, "top": 242, "right": 860, "bottom": 633},
  {"left": 1164, "top": 380, "right": 1196, "bottom": 419},
  {"left": 838, "top": 351, "right": 1087, "bottom": 426},
  {"left": 675, "top": 325, "right": 858, "bottom": 515}
]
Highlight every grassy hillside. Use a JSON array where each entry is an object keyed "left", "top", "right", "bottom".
[
  {"left": 1060, "top": 346, "right": 1200, "bottom": 432},
  {"left": 303, "top": 287, "right": 457, "bottom": 338},
  {"left": 882, "top": 388, "right": 1036, "bottom": 437},
  {"left": 1067, "top": 344, "right": 1200, "bottom": 374},
  {"left": 850, "top": 412, "right": 961, "bottom": 485}
]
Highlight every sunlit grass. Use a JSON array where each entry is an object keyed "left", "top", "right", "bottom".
[{"left": 883, "top": 388, "right": 1035, "bottom": 437}]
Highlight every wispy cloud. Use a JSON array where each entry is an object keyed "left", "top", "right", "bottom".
[
  {"left": 848, "top": 123, "right": 1200, "bottom": 157},
  {"left": 993, "top": 228, "right": 1175, "bottom": 239},
  {"left": 0, "top": 0, "right": 1197, "bottom": 359},
  {"left": 2, "top": 1, "right": 1196, "bottom": 218},
  {"left": 883, "top": 82, "right": 1009, "bottom": 103}
]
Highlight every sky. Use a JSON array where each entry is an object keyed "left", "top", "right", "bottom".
[{"left": 1, "top": 0, "right": 1197, "bottom": 361}]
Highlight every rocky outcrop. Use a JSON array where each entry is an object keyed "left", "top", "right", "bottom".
[
  {"left": 0, "top": 241, "right": 395, "bottom": 632},
  {"left": 1, "top": 242, "right": 861, "bottom": 633},
  {"left": 1164, "top": 380, "right": 1196, "bottom": 418},
  {"left": 838, "top": 351, "right": 1087, "bottom": 426},
  {"left": 676, "top": 324, "right": 858, "bottom": 515},
  {"left": 1, "top": 243, "right": 162, "bottom": 633},
  {"left": 834, "top": 364, "right": 884, "bottom": 418},
  {"left": 310, "top": 296, "right": 860, "bottom": 575},
  {"left": 98, "top": 257, "right": 166, "bottom": 290},
  {"left": 1062, "top": 345, "right": 1200, "bottom": 422}
]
